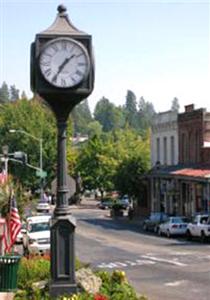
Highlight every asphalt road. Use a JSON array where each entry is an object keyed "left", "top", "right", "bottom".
[
  {"left": 72, "top": 204, "right": 210, "bottom": 300},
  {"left": 16, "top": 200, "right": 210, "bottom": 300}
]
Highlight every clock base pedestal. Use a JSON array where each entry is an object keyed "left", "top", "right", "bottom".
[
  {"left": 50, "top": 216, "right": 77, "bottom": 298},
  {"left": 50, "top": 282, "right": 78, "bottom": 298}
]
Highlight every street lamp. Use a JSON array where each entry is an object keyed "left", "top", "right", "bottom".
[{"left": 9, "top": 129, "right": 43, "bottom": 196}]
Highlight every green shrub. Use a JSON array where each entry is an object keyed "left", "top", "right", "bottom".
[
  {"left": 17, "top": 256, "right": 50, "bottom": 290},
  {"left": 17, "top": 255, "right": 88, "bottom": 291},
  {"left": 15, "top": 257, "right": 147, "bottom": 300},
  {"left": 14, "top": 286, "right": 50, "bottom": 300},
  {"left": 96, "top": 270, "right": 145, "bottom": 300}
]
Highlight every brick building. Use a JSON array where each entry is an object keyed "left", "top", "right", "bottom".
[{"left": 178, "top": 104, "right": 210, "bottom": 164}]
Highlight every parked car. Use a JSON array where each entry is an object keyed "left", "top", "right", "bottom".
[
  {"left": 142, "top": 212, "right": 168, "bottom": 233},
  {"left": 117, "top": 195, "right": 130, "bottom": 209},
  {"left": 36, "top": 201, "right": 51, "bottom": 213},
  {"left": 158, "top": 216, "right": 189, "bottom": 237},
  {"left": 98, "top": 198, "right": 114, "bottom": 209},
  {"left": 22, "top": 215, "right": 51, "bottom": 255},
  {"left": 186, "top": 214, "right": 210, "bottom": 242}
]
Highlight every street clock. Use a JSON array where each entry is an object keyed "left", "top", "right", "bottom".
[
  {"left": 31, "top": 4, "right": 94, "bottom": 114},
  {"left": 30, "top": 5, "right": 95, "bottom": 298}
]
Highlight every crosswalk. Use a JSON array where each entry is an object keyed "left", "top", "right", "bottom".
[
  {"left": 97, "top": 258, "right": 156, "bottom": 269},
  {"left": 96, "top": 251, "right": 210, "bottom": 270}
]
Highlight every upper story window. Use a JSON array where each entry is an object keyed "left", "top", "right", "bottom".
[
  {"left": 195, "top": 130, "right": 200, "bottom": 162},
  {"left": 170, "top": 136, "right": 175, "bottom": 165},
  {"left": 156, "top": 137, "right": 160, "bottom": 163},
  {"left": 163, "top": 137, "right": 167, "bottom": 165},
  {"left": 181, "top": 133, "right": 186, "bottom": 163}
]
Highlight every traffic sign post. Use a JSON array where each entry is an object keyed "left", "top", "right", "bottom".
[{"left": 36, "top": 170, "right": 47, "bottom": 178}]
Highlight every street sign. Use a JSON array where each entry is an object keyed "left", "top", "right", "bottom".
[{"left": 36, "top": 170, "right": 47, "bottom": 178}]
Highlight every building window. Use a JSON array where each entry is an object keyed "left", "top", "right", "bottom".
[
  {"left": 170, "top": 136, "right": 175, "bottom": 165},
  {"left": 156, "top": 137, "right": 160, "bottom": 163},
  {"left": 188, "top": 131, "right": 192, "bottom": 163},
  {"left": 163, "top": 137, "right": 167, "bottom": 165},
  {"left": 195, "top": 130, "right": 200, "bottom": 162},
  {"left": 181, "top": 133, "right": 186, "bottom": 163}
]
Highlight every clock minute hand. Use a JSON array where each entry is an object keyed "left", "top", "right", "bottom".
[{"left": 52, "top": 54, "right": 75, "bottom": 82}]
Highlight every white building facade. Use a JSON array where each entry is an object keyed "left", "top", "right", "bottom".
[
  {"left": 151, "top": 110, "right": 178, "bottom": 167},
  {"left": 150, "top": 111, "right": 179, "bottom": 214}
]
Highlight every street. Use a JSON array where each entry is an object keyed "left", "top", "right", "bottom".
[
  {"left": 16, "top": 200, "right": 210, "bottom": 300},
  {"left": 72, "top": 201, "right": 210, "bottom": 300}
]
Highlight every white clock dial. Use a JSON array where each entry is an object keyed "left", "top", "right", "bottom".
[{"left": 39, "top": 38, "right": 90, "bottom": 88}]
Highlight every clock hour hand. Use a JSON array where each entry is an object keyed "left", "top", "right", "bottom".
[{"left": 52, "top": 54, "right": 75, "bottom": 82}]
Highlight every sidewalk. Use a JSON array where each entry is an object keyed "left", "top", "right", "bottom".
[{"left": 0, "top": 293, "right": 14, "bottom": 300}]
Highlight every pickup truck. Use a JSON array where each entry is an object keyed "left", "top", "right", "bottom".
[{"left": 186, "top": 214, "right": 210, "bottom": 242}]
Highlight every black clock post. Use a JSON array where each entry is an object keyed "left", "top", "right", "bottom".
[{"left": 30, "top": 5, "right": 94, "bottom": 298}]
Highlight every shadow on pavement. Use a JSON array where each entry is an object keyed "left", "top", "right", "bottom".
[
  {"left": 79, "top": 216, "right": 210, "bottom": 246},
  {"left": 165, "top": 239, "right": 210, "bottom": 246},
  {"left": 79, "top": 215, "right": 145, "bottom": 234}
]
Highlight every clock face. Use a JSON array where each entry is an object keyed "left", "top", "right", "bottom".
[{"left": 39, "top": 38, "right": 90, "bottom": 88}]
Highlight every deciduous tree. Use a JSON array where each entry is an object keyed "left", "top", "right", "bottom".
[
  {"left": 94, "top": 97, "right": 123, "bottom": 132},
  {"left": 76, "top": 135, "right": 117, "bottom": 194},
  {"left": 114, "top": 129, "right": 151, "bottom": 198},
  {"left": 71, "top": 99, "right": 92, "bottom": 135},
  {"left": 0, "top": 98, "right": 58, "bottom": 189}
]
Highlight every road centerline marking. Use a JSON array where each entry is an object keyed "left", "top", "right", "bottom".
[
  {"left": 165, "top": 280, "right": 187, "bottom": 287},
  {"left": 141, "top": 255, "right": 187, "bottom": 267}
]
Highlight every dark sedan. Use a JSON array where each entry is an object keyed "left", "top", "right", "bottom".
[
  {"left": 142, "top": 212, "right": 168, "bottom": 233},
  {"left": 98, "top": 198, "right": 114, "bottom": 209}
]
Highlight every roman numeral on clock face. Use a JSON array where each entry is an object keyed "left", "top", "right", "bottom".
[
  {"left": 71, "top": 76, "right": 77, "bottom": 84},
  {"left": 52, "top": 44, "right": 59, "bottom": 52},
  {"left": 78, "top": 62, "right": 86, "bottom": 67},
  {"left": 61, "top": 79, "right": 66, "bottom": 87},
  {"left": 76, "top": 53, "right": 83, "bottom": 58},
  {"left": 76, "top": 70, "right": 83, "bottom": 77},
  {"left": 45, "top": 53, "right": 52, "bottom": 58},
  {"left": 44, "top": 68, "right": 51, "bottom": 77},
  {"left": 61, "top": 41, "right": 67, "bottom": 50},
  {"left": 41, "top": 60, "right": 50, "bottom": 67}
]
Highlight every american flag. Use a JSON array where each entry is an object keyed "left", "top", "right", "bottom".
[{"left": 3, "top": 195, "right": 21, "bottom": 253}]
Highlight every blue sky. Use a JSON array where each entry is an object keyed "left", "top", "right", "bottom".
[{"left": 0, "top": 0, "right": 209, "bottom": 113}]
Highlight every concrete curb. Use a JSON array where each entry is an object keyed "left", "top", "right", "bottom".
[{"left": 0, "top": 293, "right": 14, "bottom": 300}]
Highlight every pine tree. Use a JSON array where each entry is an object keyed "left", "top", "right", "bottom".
[
  {"left": 10, "top": 85, "right": 19, "bottom": 101},
  {"left": 124, "top": 90, "right": 138, "bottom": 128},
  {"left": 21, "top": 91, "right": 27, "bottom": 99},
  {"left": 0, "top": 82, "right": 10, "bottom": 103},
  {"left": 171, "top": 97, "right": 180, "bottom": 112}
]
